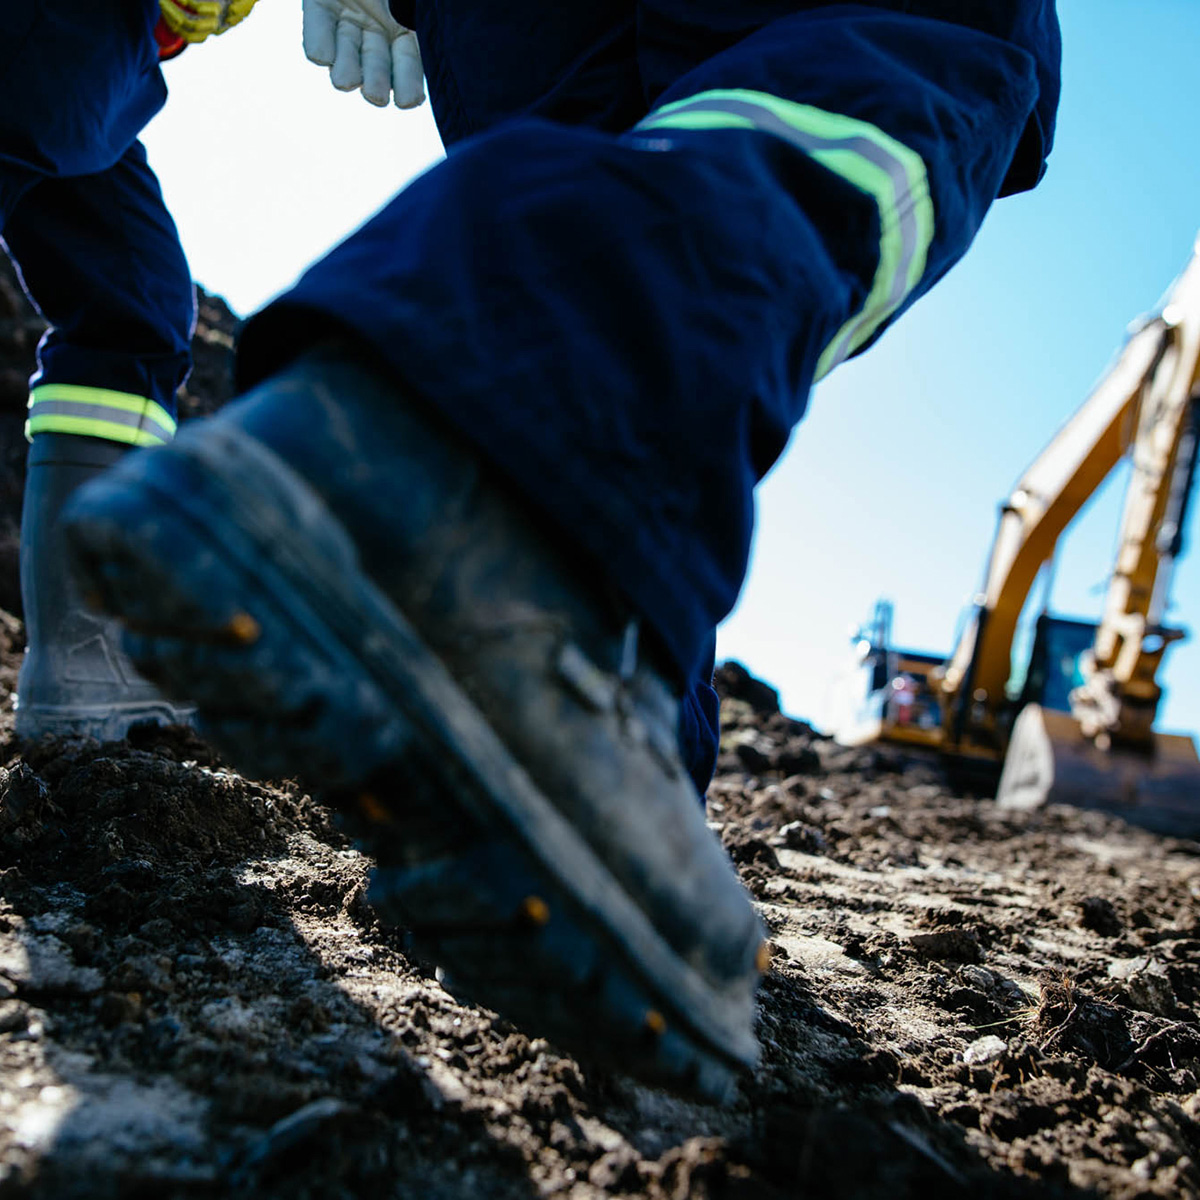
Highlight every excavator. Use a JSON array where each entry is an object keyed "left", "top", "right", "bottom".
[{"left": 835, "top": 238, "right": 1200, "bottom": 834}]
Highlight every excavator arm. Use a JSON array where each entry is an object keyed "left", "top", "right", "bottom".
[
  {"left": 981, "top": 243, "right": 1200, "bottom": 829},
  {"left": 1073, "top": 283, "right": 1200, "bottom": 746},
  {"left": 938, "top": 307, "right": 1170, "bottom": 750}
]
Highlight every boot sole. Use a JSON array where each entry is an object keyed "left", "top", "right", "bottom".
[
  {"left": 64, "top": 423, "right": 758, "bottom": 1099},
  {"left": 14, "top": 699, "right": 196, "bottom": 744}
]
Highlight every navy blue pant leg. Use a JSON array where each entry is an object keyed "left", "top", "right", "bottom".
[
  {"left": 416, "top": 0, "right": 724, "bottom": 795},
  {"left": 238, "top": 4, "right": 1058, "bottom": 787},
  {"left": 0, "top": 0, "right": 186, "bottom": 446},
  {"left": 0, "top": 1, "right": 165, "bottom": 181},
  {"left": 2, "top": 140, "right": 193, "bottom": 443},
  {"left": 371, "top": 0, "right": 729, "bottom": 795},
  {"left": 405, "top": 1, "right": 641, "bottom": 145}
]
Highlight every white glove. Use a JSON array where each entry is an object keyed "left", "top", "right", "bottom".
[{"left": 302, "top": 0, "right": 425, "bottom": 109}]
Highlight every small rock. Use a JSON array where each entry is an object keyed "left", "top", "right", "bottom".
[
  {"left": 1107, "top": 957, "right": 1175, "bottom": 1017},
  {"left": 236, "top": 1098, "right": 350, "bottom": 1176},
  {"left": 138, "top": 919, "right": 176, "bottom": 947},
  {"left": 999, "top": 978, "right": 1029, "bottom": 1004},
  {"left": 734, "top": 738, "right": 773, "bottom": 774},
  {"left": 773, "top": 742, "right": 822, "bottom": 775},
  {"left": 722, "top": 833, "right": 780, "bottom": 870},
  {"left": 199, "top": 997, "right": 269, "bottom": 1041},
  {"left": 773, "top": 821, "right": 827, "bottom": 854},
  {"left": 960, "top": 966, "right": 995, "bottom": 991},
  {"left": 96, "top": 992, "right": 143, "bottom": 1028},
  {"left": 0, "top": 934, "right": 104, "bottom": 996},
  {"left": 963, "top": 1035, "right": 1007, "bottom": 1065},
  {"left": 107, "top": 955, "right": 174, "bottom": 996},
  {"left": 910, "top": 929, "right": 981, "bottom": 964}
]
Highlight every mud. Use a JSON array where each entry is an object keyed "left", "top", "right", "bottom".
[
  {"left": 0, "top": 656, "right": 1193, "bottom": 1198},
  {"left": 2, "top": 261, "right": 1200, "bottom": 1197}
]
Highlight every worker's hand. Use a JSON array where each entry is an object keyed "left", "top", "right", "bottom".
[
  {"left": 302, "top": 0, "right": 425, "bottom": 109},
  {"left": 158, "top": 0, "right": 260, "bottom": 44}
]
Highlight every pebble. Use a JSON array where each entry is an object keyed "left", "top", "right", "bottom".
[
  {"left": 962, "top": 1035, "right": 1007, "bottom": 1065},
  {"left": 960, "top": 966, "right": 995, "bottom": 991},
  {"left": 1108, "top": 957, "right": 1175, "bottom": 1017}
]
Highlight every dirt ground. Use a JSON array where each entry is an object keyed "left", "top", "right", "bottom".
[{"left": 1, "top": 260, "right": 1200, "bottom": 1198}]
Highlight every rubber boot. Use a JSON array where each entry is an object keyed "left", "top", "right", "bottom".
[
  {"left": 14, "top": 433, "right": 195, "bottom": 741},
  {"left": 62, "top": 348, "right": 765, "bottom": 1099}
]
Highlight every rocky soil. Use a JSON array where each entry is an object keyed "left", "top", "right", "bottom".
[{"left": 2, "top": 254, "right": 1200, "bottom": 1198}]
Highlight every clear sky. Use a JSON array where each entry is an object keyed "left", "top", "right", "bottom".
[{"left": 142, "top": 0, "right": 1200, "bottom": 740}]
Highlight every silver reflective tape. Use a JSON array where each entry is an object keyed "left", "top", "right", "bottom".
[
  {"left": 29, "top": 399, "right": 169, "bottom": 437},
  {"left": 649, "top": 95, "right": 918, "bottom": 315}
]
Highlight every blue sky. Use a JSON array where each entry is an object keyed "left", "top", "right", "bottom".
[
  {"left": 143, "top": 0, "right": 1200, "bottom": 740},
  {"left": 720, "top": 0, "right": 1200, "bottom": 738}
]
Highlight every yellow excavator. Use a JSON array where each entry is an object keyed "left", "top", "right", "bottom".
[{"left": 836, "top": 238, "right": 1200, "bottom": 834}]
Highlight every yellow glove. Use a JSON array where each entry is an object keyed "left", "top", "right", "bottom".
[{"left": 158, "top": 0, "right": 260, "bottom": 44}]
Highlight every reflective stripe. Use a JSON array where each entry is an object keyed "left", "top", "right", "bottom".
[
  {"left": 27, "top": 385, "right": 176, "bottom": 446},
  {"left": 636, "top": 88, "right": 934, "bottom": 380}
]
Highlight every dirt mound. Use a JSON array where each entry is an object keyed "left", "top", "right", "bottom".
[{"left": 0, "top": 658, "right": 1194, "bottom": 1197}]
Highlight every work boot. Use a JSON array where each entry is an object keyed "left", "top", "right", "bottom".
[
  {"left": 62, "top": 346, "right": 766, "bottom": 1098},
  {"left": 15, "top": 434, "right": 194, "bottom": 741}
]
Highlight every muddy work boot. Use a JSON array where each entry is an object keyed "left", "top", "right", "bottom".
[
  {"left": 15, "top": 434, "right": 195, "bottom": 741},
  {"left": 62, "top": 347, "right": 766, "bottom": 1098}
]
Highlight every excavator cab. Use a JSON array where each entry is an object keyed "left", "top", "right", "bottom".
[{"left": 1016, "top": 614, "right": 1096, "bottom": 714}]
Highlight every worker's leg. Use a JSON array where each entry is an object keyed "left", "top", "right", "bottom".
[
  {"left": 401, "top": 0, "right": 641, "bottom": 145},
  {"left": 3, "top": 140, "right": 195, "bottom": 739},
  {"left": 63, "top": 6, "right": 1057, "bottom": 1087},
  {"left": 236, "top": 6, "right": 1047, "bottom": 691},
  {"left": 5, "top": 139, "right": 192, "bottom": 423},
  {"left": 398, "top": 0, "right": 723, "bottom": 794}
]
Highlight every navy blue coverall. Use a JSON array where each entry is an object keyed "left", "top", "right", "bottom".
[
  {"left": 0, "top": 1, "right": 192, "bottom": 446},
  {"left": 237, "top": 1, "right": 1062, "bottom": 794}
]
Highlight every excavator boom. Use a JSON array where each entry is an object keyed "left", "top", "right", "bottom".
[
  {"left": 989, "top": 244, "right": 1200, "bottom": 829},
  {"left": 840, "top": 239, "right": 1200, "bottom": 834}
]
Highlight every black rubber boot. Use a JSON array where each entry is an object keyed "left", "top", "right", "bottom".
[
  {"left": 15, "top": 434, "right": 195, "bottom": 741},
  {"left": 62, "top": 348, "right": 766, "bottom": 1099}
]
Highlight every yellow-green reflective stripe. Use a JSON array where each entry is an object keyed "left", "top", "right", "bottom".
[
  {"left": 641, "top": 111, "right": 757, "bottom": 133},
  {"left": 637, "top": 88, "right": 934, "bottom": 379},
  {"left": 29, "top": 384, "right": 177, "bottom": 440},
  {"left": 25, "top": 413, "right": 173, "bottom": 446}
]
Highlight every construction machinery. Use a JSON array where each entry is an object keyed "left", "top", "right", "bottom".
[{"left": 836, "top": 239, "right": 1200, "bottom": 833}]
